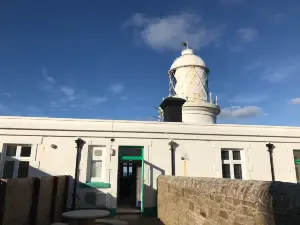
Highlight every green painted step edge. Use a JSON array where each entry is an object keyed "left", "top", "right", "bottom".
[
  {"left": 79, "top": 182, "right": 111, "bottom": 189},
  {"left": 143, "top": 207, "right": 157, "bottom": 217},
  {"left": 107, "top": 208, "right": 117, "bottom": 217}
]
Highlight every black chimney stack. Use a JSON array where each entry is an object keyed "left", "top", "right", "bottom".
[{"left": 160, "top": 97, "right": 186, "bottom": 122}]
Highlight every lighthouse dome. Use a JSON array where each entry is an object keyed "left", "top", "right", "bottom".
[{"left": 168, "top": 48, "right": 206, "bottom": 75}]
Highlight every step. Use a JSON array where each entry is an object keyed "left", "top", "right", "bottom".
[{"left": 96, "top": 219, "right": 129, "bottom": 225}]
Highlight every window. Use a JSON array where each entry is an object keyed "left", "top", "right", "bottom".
[
  {"left": 20, "top": 146, "right": 31, "bottom": 157},
  {"left": 1, "top": 144, "right": 32, "bottom": 179},
  {"left": 233, "top": 151, "right": 241, "bottom": 160},
  {"left": 91, "top": 160, "right": 102, "bottom": 178},
  {"left": 122, "top": 162, "right": 133, "bottom": 177},
  {"left": 221, "top": 151, "right": 229, "bottom": 160},
  {"left": 89, "top": 146, "right": 105, "bottom": 182},
  {"left": 221, "top": 149, "right": 243, "bottom": 179},
  {"left": 18, "top": 161, "right": 30, "bottom": 178},
  {"left": 6, "top": 146, "right": 17, "bottom": 157},
  {"left": 222, "top": 164, "right": 231, "bottom": 178},
  {"left": 3, "top": 161, "right": 15, "bottom": 179}
]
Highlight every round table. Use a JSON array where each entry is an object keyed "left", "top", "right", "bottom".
[{"left": 62, "top": 209, "right": 110, "bottom": 225}]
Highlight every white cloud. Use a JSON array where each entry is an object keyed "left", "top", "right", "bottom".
[
  {"left": 74, "top": 96, "right": 108, "bottom": 109},
  {"left": 124, "top": 13, "right": 224, "bottom": 51},
  {"left": 42, "top": 68, "right": 55, "bottom": 83},
  {"left": 289, "top": 98, "right": 300, "bottom": 105},
  {"left": 109, "top": 83, "right": 124, "bottom": 94},
  {"left": 60, "top": 86, "right": 76, "bottom": 101},
  {"left": 263, "top": 56, "right": 300, "bottom": 82},
  {"left": 40, "top": 68, "right": 55, "bottom": 90},
  {"left": 229, "top": 94, "right": 268, "bottom": 104},
  {"left": 50, "top": 94, "right": 107, "bottom": 111},
  {"left": 220, "top": 106, "right": 264, "bottom": 118},
  {"left": 124, "top": 13, "right": 149, "bottom": 27},
  {"left": 272, "top": 13, "right": 285, "bottom": 22},
  {"left": 238, "top": 28, "right": 258, "bottom": 42},
  {"left": 260, "top": 9, "right": 285, "bottom": 23},
  {"left": 3, "top": 92, "right": 11, "bottom": 97},
  {"left": 230, "top": 46, "right": 242, "bottom": 52},
  {"left": 245, "top": 61, "right": 263, "bottom": 71},
  {"left": 89, "top": 96, "right": 107, "bottom": 103}
]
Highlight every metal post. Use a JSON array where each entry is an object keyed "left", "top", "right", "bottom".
[
  {"left": 71, "top": 138, "right": 86, "bottom": 210},
  {"left": 266, "top": 143, "right": 275, "bottom": 181}
]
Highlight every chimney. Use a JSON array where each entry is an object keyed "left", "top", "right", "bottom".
[{"left": 159, "top": 97, "right": 186, "bottom": 122}]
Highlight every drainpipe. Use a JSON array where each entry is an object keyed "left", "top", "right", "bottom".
[
  {"left": 171, "top": 148, "right": 175, "bottom": 176},
  {"left": 71, "top": 138, "right": 86, "bottom": 210},
  {"left": 169, "top": 140, "right": 176, "bottom": 176},
  {"left": 266, "top": 143, "right": 275, "bottom": 181}
]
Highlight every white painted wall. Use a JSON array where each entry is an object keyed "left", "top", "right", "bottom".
[{"left": 0, "top": 116, "right": 300, "bottom": 209}]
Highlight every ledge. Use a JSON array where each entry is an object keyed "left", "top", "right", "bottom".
[{"left": 79, "top": 182, "right": 111, "bottom": 189}]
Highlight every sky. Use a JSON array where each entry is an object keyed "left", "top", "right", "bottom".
[{"left": 0, "top": 0, "right": 300, "bottom": 126}]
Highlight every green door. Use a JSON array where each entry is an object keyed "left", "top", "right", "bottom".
[{"left": 118, "top": 146, "right": 144, "bottom": 213}]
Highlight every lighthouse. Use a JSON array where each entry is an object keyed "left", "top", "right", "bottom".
[{"left": 168, "top": 46, "right": 220, "bottom": 124}]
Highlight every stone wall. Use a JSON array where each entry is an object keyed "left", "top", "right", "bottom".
[
  {"left": 157, "top": 176, "right": 300, "bottom": 225},
  {"left": 0, "top": 176, "right": 70, "bottom": 225}
]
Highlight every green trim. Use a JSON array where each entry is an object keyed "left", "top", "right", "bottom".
[
  {"left": 143, "top": 207, "right": 157, "bottom": 217},
  {"left": 118, "top": 146, "right": 143, "bottom": 159},
  {"left": 295, "top": 159, "right": 300, "bottom": 164},
  {"left": 119, "top": 146, "right": 144, "bottom": 149},
  {"left": 79, "top": 182, "right": 111, "bottom": 189},
  {"left": 108, "top": 208, "right": 117, "bottom": 217},
  {"left": 141, "top": 147, "right": 145, "bottom": 213},
  {"left": 120, "top": 156, "right": 143, "bottom": 161}
]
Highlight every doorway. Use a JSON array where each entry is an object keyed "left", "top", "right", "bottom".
[{"left": 117, "top": 146, "right": 144, "bottom": 213}]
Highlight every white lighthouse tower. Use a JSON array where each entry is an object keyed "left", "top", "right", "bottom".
[{"left": 168, "top": 45, "right": 220, "bottom": 124}]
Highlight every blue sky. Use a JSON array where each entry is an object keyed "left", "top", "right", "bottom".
[{"left": 1, "top": 0, "right": 300, "bottom": 126}]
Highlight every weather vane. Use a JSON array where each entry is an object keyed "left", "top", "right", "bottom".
[{"left": 181, "top": 41, "right": 189, "bottom": 49}]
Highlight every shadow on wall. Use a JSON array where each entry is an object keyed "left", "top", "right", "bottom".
[
  {"left": 143, "top": 161, "right": 165, "bottom": 217},
  {"left": 0, "top": 152, "right": 113, "bottom": 225},
  {"left": 266, "top": 182, "right": 300, "bottom": 224},
  {"left": 157, "top": 176, "right": 300, "bottom": 225}
]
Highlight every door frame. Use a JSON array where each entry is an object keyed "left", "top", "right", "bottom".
[{"left": 118, "top": 146, "right": 144, "bottom": 213}]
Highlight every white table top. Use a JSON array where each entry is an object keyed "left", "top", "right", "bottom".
[{"left": 62, "top": 209, "right": 110, "bottom": 219}]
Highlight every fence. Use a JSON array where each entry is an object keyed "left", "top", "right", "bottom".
[{"left": 0, "top": 175, "right": 70, "bottom": 225}]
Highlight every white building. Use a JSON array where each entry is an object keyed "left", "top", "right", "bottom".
[{"left": 0, "top": 48, "right": 300, "bottom": 217}]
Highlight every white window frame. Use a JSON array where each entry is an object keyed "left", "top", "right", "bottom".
[
  {"left": 0, "top": 144, "right": 33, "bottom": 178},
  {"left": 88, "top": 146, "right": 106, "bottom": 182},
  {"left": 221, "top": 148, "right": 245, "bottom": 179}
]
